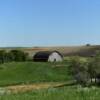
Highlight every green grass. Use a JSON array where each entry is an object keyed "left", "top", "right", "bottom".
[
  {"left": 0, "top": 60, "right": 99, "bottom": 100},
  {"left": 0, "top": 62, "right": 71, "bottom": 86},
  {"left": 0, "top": 86, "right": 100, "bottom": 100}
]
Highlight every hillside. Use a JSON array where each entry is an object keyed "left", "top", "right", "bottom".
[
  {"left": 0, "top": 62, "right": 70, "bottom": 86},
  {"left": 17, "top": 45, "right": 100, "bottom": 57},
  {"left": 0, "top": 45, "right": 100, "bottom": 57}
]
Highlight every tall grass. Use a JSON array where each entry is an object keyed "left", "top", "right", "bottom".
[{"left": 0, "top": 86, "right": 100, "bottom": 100}]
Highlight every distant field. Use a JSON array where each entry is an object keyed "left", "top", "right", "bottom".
[{"left": 0, "top": 45, "right": 100, "bottom": 57}]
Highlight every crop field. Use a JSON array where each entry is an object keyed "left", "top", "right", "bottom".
[{"left": 1, "top": 45, "right": 100, "bottom": 57}]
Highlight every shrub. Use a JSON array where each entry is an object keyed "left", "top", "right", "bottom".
[
  {"left": 88, "top": 51, "right": 100, "bottom": 85},
  {"left": 0, "top": 50, "right": 7, "bottom": 63},
  {"left": 0, "top": 50, "right": 29, "bottom": 64},
  {"left": 68, "top": 56, "right": 90, "bottom": 86},
  {"left": 8, "top": 50, "right": 29, "bottom": 62}
]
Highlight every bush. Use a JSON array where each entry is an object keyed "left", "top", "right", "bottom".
[
  {"left": 0, "top": 50, "right": 7, "bottom": 63},
  {"left": 88, "top": 51, "right": 100, "bottom": 85},
  {"left": 86, "top": 44, "right": 91, "bottom": 46},
  {"left": 68, "top": 56, "right": 90, "bottom": 86},
  {"left": 0, "top": 50, "right": 29, "bottom": 64},
  {"left": 9, "top": 50, "right": 29, "bottom": 62},
  {"left": 68, "top": 52, "right": 100, "bottom": 86}
]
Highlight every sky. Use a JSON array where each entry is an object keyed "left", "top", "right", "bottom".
[{"left": 0, "top": 0, "right": 100, "bottom": 47}]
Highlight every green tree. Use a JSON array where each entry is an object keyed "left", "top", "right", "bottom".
[
  {"left": 0, "top": 50, "right": 7, "bottom": 63},
  {"left": 88, "top": 51, "right": 100, "bottom": 84},
  {"left": 68, "top": 56, "right": 89, "bottom": 86},
  {"left": 9, "top": 50, "right": 29, "bottom": 62}
]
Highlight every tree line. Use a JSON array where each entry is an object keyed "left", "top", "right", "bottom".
[
  {"left": 0, "top": 50, "right": 29, "bottom": 63},
  {"left": 68, "top": 51, "right": 100, "bottom": 87}
]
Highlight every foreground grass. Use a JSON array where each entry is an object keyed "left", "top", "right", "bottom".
[
  {"left": 0, "top": 86, "right": 100, "bottom": 100},
  {"left": 0, "top": 62, "right": 71, "bottom": 86}
]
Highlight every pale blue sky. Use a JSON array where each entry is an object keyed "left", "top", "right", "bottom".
[{"left": 0, "top": 0, "right": 100, "bottom": 47}]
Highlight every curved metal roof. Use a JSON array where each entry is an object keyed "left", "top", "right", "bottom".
[{"left": 33, "top": 51, "right": 63, "bottom": 62}]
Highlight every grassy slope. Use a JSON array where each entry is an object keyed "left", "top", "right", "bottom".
[
  {"left": 0, "top": 86, "right": 100, "bottom": 100},
  {"left": 0, "top": 62, "right": 71, "bottom": 86}
]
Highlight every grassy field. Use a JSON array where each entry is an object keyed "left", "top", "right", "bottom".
[
  {"left": 0, "top": 59, "right": 99, "bottom": 100},
  {"left": 0, "top": 62, "right": 71, "bottom": 86},
  {"left": 0, "top": 86, "right": 100, "bottom": 100}
]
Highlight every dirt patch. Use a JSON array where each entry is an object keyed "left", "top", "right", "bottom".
[{"left": 5, "top": 83, "right": 65, "bottom": 94}]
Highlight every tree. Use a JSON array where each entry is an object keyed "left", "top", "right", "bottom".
[
  {"left": 0, "top": 50, "right": 7, "bottom": 63},
  {"left": 68, "top": 56, "right": 89, "bottom": 86},
  {"left": 68, "top": 51, "right": 100, "bottom": 86},
  {"left": 9, "top": 50, "right": 29, "bottom": 62},
  {"left": 88, "top": 51, "right": 100, "bottom": 84},
  {"left": 0, "top": 50, "right": 29, "bottom": 64},
  {"left": 86, "top": 44, "right": 91, "bottom": 46}
]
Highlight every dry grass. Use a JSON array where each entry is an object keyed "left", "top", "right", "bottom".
[
  {"left": 6, "top": 82, "right": 65, "bottom": 94},
  {"left": 23, "top": 45, "right": 100, "bottom": 57}
]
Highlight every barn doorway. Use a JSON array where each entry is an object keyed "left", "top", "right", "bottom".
[{"left": 54, "top": 58, "right": 56, "bottom": 62}]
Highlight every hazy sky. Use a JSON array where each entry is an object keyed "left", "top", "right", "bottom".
[{"left": 0, "top": 0, "right": 100, "bottom": 47}]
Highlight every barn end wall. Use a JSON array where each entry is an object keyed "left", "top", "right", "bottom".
[{"left": 48, "top": 52, "right": 63, "bottom": 62}]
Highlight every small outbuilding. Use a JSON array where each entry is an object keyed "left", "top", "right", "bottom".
[{"left": 33, "top": 51, "right": 63, "bottom": 62}]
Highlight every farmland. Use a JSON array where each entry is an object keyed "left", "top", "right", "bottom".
[
  {"left": 1, "top": 45, "right": 100, "bottom": 57},
  {"left": 0, "top": 46, "right": 99, "bottom": 100}
]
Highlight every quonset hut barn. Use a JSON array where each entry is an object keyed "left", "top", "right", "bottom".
[{"left": 33, "top": 51, "right": 63, "bottom": 62}]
